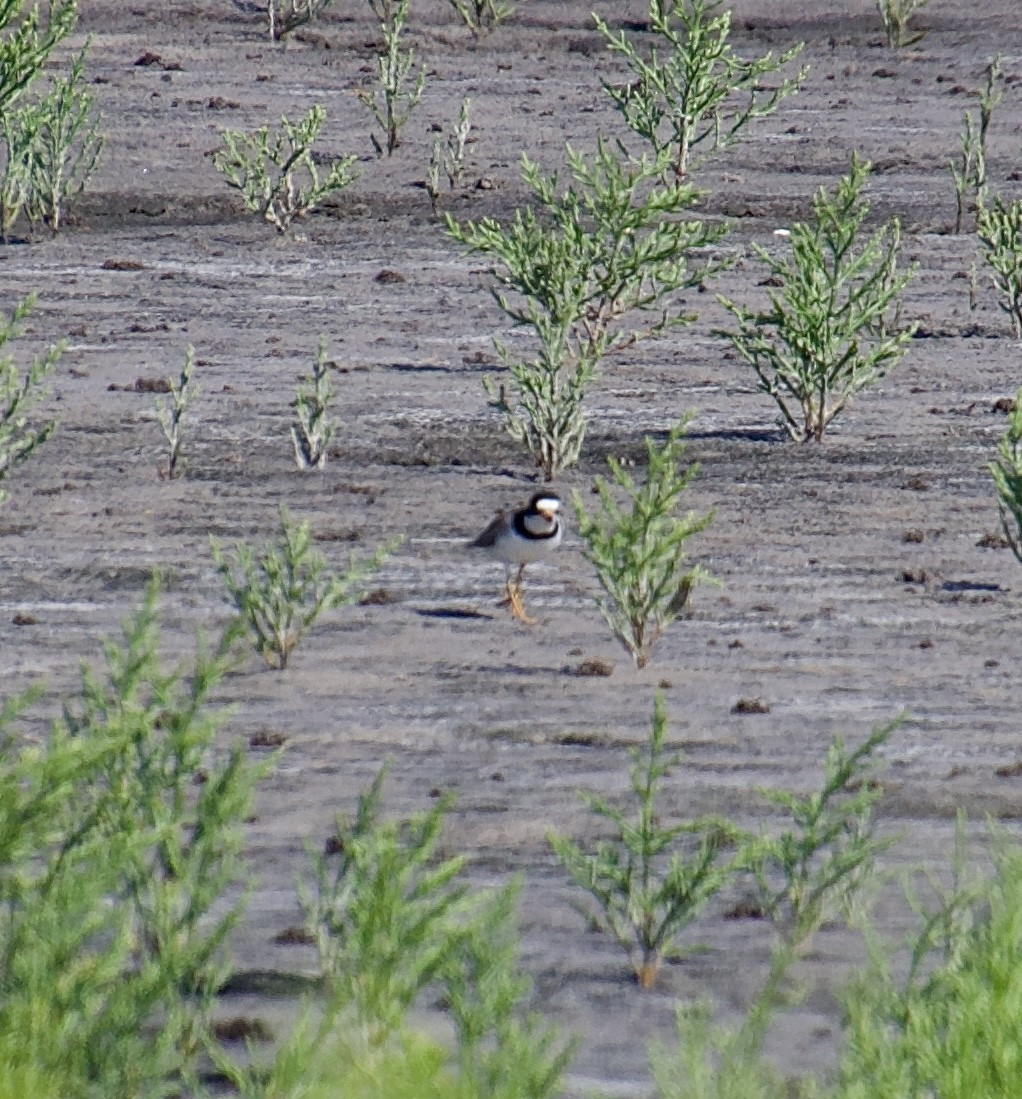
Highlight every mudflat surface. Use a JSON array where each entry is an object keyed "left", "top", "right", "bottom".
[{"left": 4, "top": 1, "right": 1022, "bottom": 1093}]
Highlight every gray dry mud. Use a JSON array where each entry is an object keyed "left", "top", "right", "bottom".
[{"left": 4, "top": 1, "right": 1022, "bottom": 1094}]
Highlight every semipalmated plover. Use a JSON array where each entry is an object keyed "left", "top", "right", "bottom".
[{"left": 468, "top": 492, "right": 563, "bottom": 623}]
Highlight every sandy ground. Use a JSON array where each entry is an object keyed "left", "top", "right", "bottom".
[{"left": 4, "top": 0, "right": 1022, "bottom": 1093}]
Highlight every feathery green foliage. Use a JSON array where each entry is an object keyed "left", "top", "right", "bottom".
[
  {"left": 443, "top": 881, "right": 574, "bottom": 1099},
  {"left": 358, "top": 0, "right": 425, "bottom": 157},
  {"left": 877, "top": 0, "right": 929, "bottom": 48},
  {"left": 302, "top": 765, "right": 471, "bottom": 1039},
  {"left": 834, "top": 827, "right": 1022, "bottom": 1099},
  {"left": 427, "top": 96, "right": 471, "bottom": 215},
  {"left": 0, "top": 578, "right": 270, "bottom": 1097},
  {"left": 23, "top": 43, "right": 102, "bottom": 233},
  {"left": 156, "top": 344, "right": 197, "bottom": 479},
  {"left": 267, "top": 0, "right": 336, "bottom": 40},
  {"left": 0, "top": 292, "right": 58, "bottom": 502},
  {"left": 573, "top": 416, "right": 714, "bottom": 669},
  {"left": 718, "top": 154, "right": 916, "bottom": 441},
  {"left": 0, "top": 0, "right": 77, "bottom": 117},
  {"left": 949, "top": 56, "right": 1001, "bottom": 234},
  {"left": 213, "top": 105, "right": 357, "bottom": 231},
  {"left": 549, "top": 695, "right": 748, "bottom": 989},
  {"left": 291, "top": 335, "right": 337, "bottom": 470},
  {"left": 989, "top": 385, "right": 1022, "bottom": 561},
  {"left": 448, "top": 141, "right": 725, "bottom": 478},
  {"left": 977, "top": 195, "right": 1022, "bottom": 338},
  {"left": 211, "top": 505, "right": 396, "bottom": 670},
  {"left": 594, "top": 0, "right": 805, "bottom": 180},
  {"left": 446, "top": 0, "right": 514, "bottom": 37}
]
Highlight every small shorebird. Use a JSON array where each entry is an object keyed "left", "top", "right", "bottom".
[{"left": 468, "top": 492, "right": 563, "bottom": 624}]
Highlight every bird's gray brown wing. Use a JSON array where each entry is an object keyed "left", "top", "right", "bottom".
[{"left": 468, "top": 510, "right": 507, "bottom": 548}]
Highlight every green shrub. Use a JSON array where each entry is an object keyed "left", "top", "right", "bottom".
[
  {"left": 291, "top": 335, "right": 336, "bottom": 470},
  {"left": 718, "top": 154, "right": 916, "bottom": 442},
  {"left": 835, "top": 828, "right": 1022, "bottom": 1099},
  {"left": 948, "top": 56, "right": 1001, "bottom": 234},
  {"left": 594, "top": 0, "right": 805, "bottom": 180},
  {"left": 448, "top": 142, "right": 724, "bottom": 478},
  {"left": 155, "top": 344, "right": 197, "bottom": 479},
  {"left": 550, "top": 694, "right": 748, "bottom": 989},
  {"left": 572, "top": 416, "right": 714, "bottom": 669},
  {"left": 876, "top": 0, "right": 928, "bottom": 48},
  {"left": 0, "top": 292, "right": 59, "bottom": 502},
  {"left": 213, "top": 105, "right": 357, "bottom": 231},
  {"left": 446, "top": 0, "right": 514, "bottom": 36},
  {"left": 0, "top": 579, "right": 270, "bottom": 1096},
  {"left": 358, "top": 0, "right": 425, "bottom": 157},
  {"left": 268, "top": 0, "right": 336, "bottom": 40},
  {"left": 977, "top": 195, "right": 1022, "bottom": 338},
  {"left": 210, "top": 505, "right": 396, "bottom": 670},
  {"left": 989, "top": 384, "right": 1022, "bottom": 560},
  {"left": 0, "top": 0, "right": 77, "bottom": 116}
]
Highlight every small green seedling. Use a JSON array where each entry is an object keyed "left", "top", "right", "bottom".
[
  {"left": 0, "top": 293, "right": 60, "bottom": 503},
  {"left": 446, "top": 0, "right": 514, "bottom": 36},
  {"left": 291, "top": 335, "right": 336, "bottom": 470},
  {"left": 155, "top": 345, "right": 197, "bottom": 479},
  {"left": 549, "top": 694, "right": 748, "bottom": 989},
  {"left": 977, "top": 196, "right": 1022, "bottom": 338},
  {"left": 594, "top": 0, "right": 806, "bottom": 180},
  {"left": 0, "top": 102, "right": 40, "bottom": 241},
  {"left": 210, "top": 505, "right": 396, "bottom": 670},
  {"left": 358, "top": 0, "right": 425, "bottom": 157},
  {"left": 267, "top": 0, "right": 336, "bottom": 41},
  {"left": 718, "top": 153, "right": 917, "bottom": 442},
  {"left": 426, "top": 97, "right": 471, "bottom": 216},
  {"left": 877, "top": 0, "right": 928, "bottom": 47},
  {"left": 573, "top": 416, "right": 715, "bottom": 670},
  {"left": 213, "top": 105, "right": 357, "bottom": 232},
  {"left": 989, "top": 386, "right": 1022, "bottom": 560},
  {"left": 948, "top": 56, "right": 1001, "bottom": 235}
]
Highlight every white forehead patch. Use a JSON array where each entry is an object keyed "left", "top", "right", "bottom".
[{"left": 535, "top": 495, "right": 560, "bottom": 512}]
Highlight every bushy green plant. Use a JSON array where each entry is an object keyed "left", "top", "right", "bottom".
[
  {"left": 645, "top": 721, "right": 895, "bottom": 1099},
  {"left": 0, "top": 292, "right": 59, "bottom": 502},
  {"left": 977, "top": 195, "right": 1022, "bottom": 338},
  {"left": 446, "top": 0, "right": 514, "bottom": 37},
  {"left": 573, "top": 416, "right": 714, "bottom": 669},
  {"left": 302, "top": 765, "right": 469, "bottom": 1040},
  {"left": 718, "top": 154, "right": 916, "bottom": 442},
  {"left": 23, "top": 43, "right": 102, "bottom": 232},
  {"left": 744, "top": 721, "right": 895, "bottom": 1055},
  {"left": 291, "top": 334, "right": 336, "bottom": 470},
  {"left": 267, "top": 0, "right": 336, "bottom": 40},
  {"left": 156, "top": 343, "right": 197, "bottom": 479},
  {"left": 448, "top": 141, "right": 725, "bottom": 478},
  {"left": 594, "top": 0, "right": 805, "bottom": 180},
  {"left": 0, "top": 579, "right": 270, "bottom": 1097},
  {"left": 989, "top": 385, "right": 1022, "bottom": 560},
  {"left": 427, "top": 96, "right": 471, "bottom": 215},
  {"left": 0, "top": 106, "right": 33, "bottom": 240},
  {"left": 834, "top": 828, "right": 1022, "bottom": 1099},
  {"left": 549, "top": 694, "right": 748, "bottom": 989},
  {"left": 877, "top": 0, "right": 928, "bottom": 48},
  {"left": 0, "top": 0, "right": 77, "bottom": 116},
  {"left": 213, "top": 105, "right": 357, "bottom": 231},
  {"left": 949, "top": 56, "right": 1001, "bottom": 234},
  {"left": 358, "top": 0, "right": 425, "bottom": 157},
  {"left": 442, "top": 881, "right": 574, "bottom": 1099},
  {"left": 210, "top": 505, "right": 395, "bottom": 670}
]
